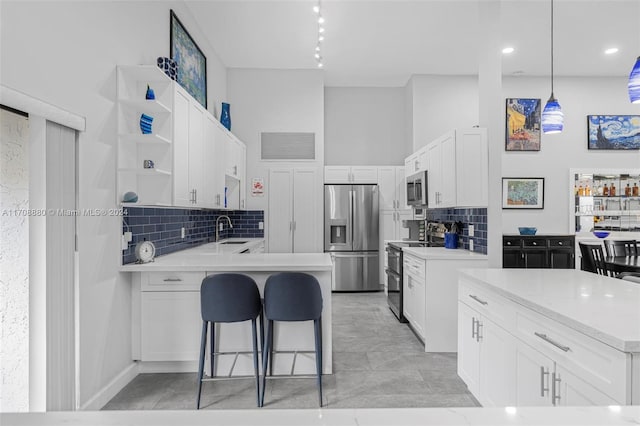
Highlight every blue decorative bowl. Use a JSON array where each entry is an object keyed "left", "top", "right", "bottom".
[
  {"left": 518, "top": 227, "right": 537, "bottom": 235},
  {"left": 593, "top": 231, "right": 610, "bottom": 239}
]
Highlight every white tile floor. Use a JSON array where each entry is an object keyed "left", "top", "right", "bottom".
[{"left": 103, "top": 292, "right": 479, "bottom": 410}]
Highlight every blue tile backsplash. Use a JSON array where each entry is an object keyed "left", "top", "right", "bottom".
[
  {"left": 426, "top": 207, "right": 488, "bottom": 254},
  {"left": 122, "top": 207, "right": 264, "bottom": 264}
]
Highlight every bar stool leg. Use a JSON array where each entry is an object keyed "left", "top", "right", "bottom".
[
  {"left": 314, "top": 317, "right": 323, "bottom": 407},
  {"left": 251, "top": 318, "right": 261, "bottom": 407},
  {"left": 196, "top": 321, "right": 207, "bottom": 409},
  {"left": 260, "top": 319, "right": 273, "bottom": 407},
  {"left": 209, "top": 322, "right": 216, "bottom": 377}
]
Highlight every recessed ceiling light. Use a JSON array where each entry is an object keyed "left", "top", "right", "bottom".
[
  {"left": 318, "top": 16, "right": 325, "bottom": 24},
  {"left": 502, "top": 47, "right": 515, "bottom": 54},
  {"left": 604, "top": 47, "right": 619, "bottom": 55},
  {"left": 313, "top": 5, "right": 319, "bottom": 13}
]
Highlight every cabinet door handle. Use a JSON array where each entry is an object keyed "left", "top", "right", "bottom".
[
  {"left": 558, "top": 241, "right": 563, "bottom": 246},
  {"left": 476, "top": 320, "right": 483, "bottom": 342},
  {"left": 532, "top": 241, "right": 537, "bottom": 246},
  {"left": 534, "top": 332, "right": 571, "bottom": 352},
  {"left": 551, "top": 372, "right": 562, "bottom": 405},
  {"left": 540, "top": 366, "right": 550, "bottom": 397},
  {"left": 163, "top": 278, "right": 183, "bottom": 282},
  {"left": 471, "top": 317, "right": 477, "bottom": 339},
  {"left": 194, "top": 189, "right": 197, "bottom": 204},
  {"left": 506, "top": 241, "right": 511, "bottom": 246},
  {"left": 468, "top": 294, "right": 488, "bottom": 306}
]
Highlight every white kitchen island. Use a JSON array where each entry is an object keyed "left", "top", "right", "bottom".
[
  {"left": 458, "top": 268, "right": 640, "bottom": 407},
  {"left": 120, "top": 242, "right": 333, "bottom": 376}
]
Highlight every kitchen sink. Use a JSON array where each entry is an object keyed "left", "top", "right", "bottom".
[{"left": 220, "top": 241, "right": 247, "bottom": 245}]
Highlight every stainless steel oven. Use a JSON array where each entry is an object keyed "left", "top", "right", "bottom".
[{"left": 385, "top": 222, "right": 450, "bottom": 322}]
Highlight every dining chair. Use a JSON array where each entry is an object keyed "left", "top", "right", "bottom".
[
  {"left": 617, "top": 272, "right": 640, "bottom": 284},
  {"left": 579, "top": 242, "right": 613, "bottom": 277},
  {"left": 603, "top": 240, "right": 638, "bottom": 257}
]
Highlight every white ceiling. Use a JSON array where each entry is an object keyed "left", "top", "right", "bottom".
[{"left": 185, "top": 0, "right": 640, "bottom": 87}]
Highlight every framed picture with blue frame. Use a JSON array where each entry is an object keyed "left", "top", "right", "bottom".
[
  {"left": 170, "top": 10, "right": 207, "bottom": 109},
  {"left": 587, "top": 115, "right": 640, "bottom": 150}
]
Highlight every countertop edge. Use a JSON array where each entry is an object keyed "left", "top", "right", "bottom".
[{"left": 459, "top": 269, "right": 640, "bottom": 353}]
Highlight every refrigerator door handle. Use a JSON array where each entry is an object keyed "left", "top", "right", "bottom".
[{"left": 330, "top": 252, "right": 378, "bottom": 258}]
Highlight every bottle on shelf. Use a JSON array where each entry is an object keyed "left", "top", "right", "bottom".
[
  {"left": 603, "top": 183, "right": 609, "bottom": 196},
  {"left": 578, "top": 185, "right": 584, "bottom": 196},
  {"left": 585, "top": 185, "right": 591, "bottom": 196},
  {"left": 625, "top": 183, "right": 631, "bottom": 197},
  {"left": 633, "top": 182, "right": 639, "bottom": 197},
  {"left": 610, "top": 182, "right": 616, "bottom": 196}
]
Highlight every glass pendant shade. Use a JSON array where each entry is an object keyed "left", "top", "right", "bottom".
[
  {"left": 541, "top": 93, "right": 563, "bottom": 134},
  {"left": 628, "top": 56, "right": 640, "bottom": 104}
]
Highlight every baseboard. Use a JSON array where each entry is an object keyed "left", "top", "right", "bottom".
[
  {"left": 138, "top": 361, "right": 198, "bottom": 373},
  {"left": 80, "top": 362, "right": 139, "bottom": 410}
]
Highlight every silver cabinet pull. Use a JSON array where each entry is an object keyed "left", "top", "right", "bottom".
[
  {"left": 552, "top": 372, "right": 562, "bottom": 405},
  {"left": 534, "top": 332, "right": 571, "bottom": 352},
  {"left": 540, "top": 366, "right": 550, "bottom": 397},
  {"left": 532, "top": 241, "right": 537, "bottom": 246},
  {"left": 469, "top": 294, "right": 488, "bottom": 306},
  {"left": 476, "top": 320, "right": 483, "bottom": 342},
  {"left": 558, "top": 241, "right": 563, "bottom": 246},
  {"left": 163, "top": 278, "right": 183, "bottom": 282},
  {"left": 471, "top": 317, "right": 477, "bottom": 339},
  {"left": 506, "top": 241, "right": 511, "bottom": 245}
]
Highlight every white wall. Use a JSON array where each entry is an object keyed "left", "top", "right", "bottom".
[
  {"left": 226, "top": 68, "right": 324, "bottom": 213},
  {"left": 324, "top": 87, "right": 409, "bottom": 165},
  {"left": 0, "top": 109, "right": 30, "bottom": 412},
  {"left": 409, "top": 75, "right": 480, "bottom": 151},
  {"left": 1, "top": 1, "right": 227, "bottom": 408},
  {"left": 501, "top": 75, "right": 640, "bottom": 235}
]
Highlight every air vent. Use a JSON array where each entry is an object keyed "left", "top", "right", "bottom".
[{"left": 261, "top": 132, "right": 315, "bottom": 160}]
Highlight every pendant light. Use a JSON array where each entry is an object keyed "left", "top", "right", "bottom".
[
  {"left": 541, "top": 0, "right": 563, "bottom": 134},
  {"left": 629, "top": 57, "right": 640, "bottom": 103}
]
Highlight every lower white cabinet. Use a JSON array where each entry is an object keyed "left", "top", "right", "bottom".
[
  {"left": 457, "top": 300, "right": 516, "bottom": 406},
  {"left": 458, "top": 274, "right": 635, "bottom": 407},
  {"left": 403, "top": 254, "right": 426, "bottom": 340}
]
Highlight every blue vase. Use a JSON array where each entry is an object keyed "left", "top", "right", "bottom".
[
  {"left": 145, "top": 84, "right": 155, "bottom": 100},
  {"left": 220, "top": 102, "right": 231, "bottom": 131}
]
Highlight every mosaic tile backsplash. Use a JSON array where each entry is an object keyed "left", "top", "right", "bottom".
[
  {"left": 426, "top": 207, "right": 487, "bottom": 254},
  {"left": 122, "top": 207, "right": 264, "bottom": 264}
]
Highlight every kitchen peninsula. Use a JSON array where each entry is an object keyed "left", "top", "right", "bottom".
[{"left": 120, "top": 240, "right": 333, "bottom": 376}]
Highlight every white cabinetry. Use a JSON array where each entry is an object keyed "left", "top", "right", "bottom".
[
  {"left": 268, "top": 167, "right": 322, "bottom": 253},
  {"left": 378, "top": 166, "right": 411, "bottom": 284},
  {"left": 203, "top": 116, "right": 226, "bottom": 208},
  {"left": 457, "top": 295, "right": 517, "bottom": 407},
  {"left": 405, "top": 128, "right": 488, "bottom": 209},
  {"left": 458, "top": 273, "right": 635, "bottom": 407},
  {"left": 116, "top": 66, "right": 173, "bottom": 206},
  {"left": 224, "top": 135, "right": 247, "bottom": 210},
  {"left": 403, "top": 253, "right": 426, "bottom": 340},
  {"left": 324, "top": 166, "right": 378, "bottom": 183}
]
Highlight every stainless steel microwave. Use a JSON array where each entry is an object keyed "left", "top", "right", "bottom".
[{"left": 406, "top": 170, "right": 428, "bottom": 206}]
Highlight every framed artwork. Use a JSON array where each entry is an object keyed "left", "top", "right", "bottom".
[
  {"left": 170, "top": 10, "right": 207, "bottom": 108},
  {"left": 505, "top": 98, "right": 541, "bottom": 151},
  {"left": 587, "top": 115, "right": 640, "bottom": 150},
  {"left": 502, "top": 177, "right": 545, "bottom": 209}
]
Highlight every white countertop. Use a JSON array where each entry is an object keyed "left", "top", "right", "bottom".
[
  {"left": 460, "top": 268, "right": 640, "bottom": 352},
  {"left": 120, "top": 239, "right": 333, "bottom": 272},
  {"left": 403, "top": 246, "right": 488, "bottom": 260},
  {"left": 2, "top": 405, "right": 639, "bottom": 425}
]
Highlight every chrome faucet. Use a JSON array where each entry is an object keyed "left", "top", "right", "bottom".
[{"left": 215, "top": 215, "right": 233, "bottom": 242}]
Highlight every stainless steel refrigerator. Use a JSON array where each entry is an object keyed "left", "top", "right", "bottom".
[{"left": 324, "top": 184, "right": 380, "bottom": 291}]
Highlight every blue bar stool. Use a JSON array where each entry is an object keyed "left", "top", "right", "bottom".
[
  {"left": 260, "top": 272, "right": 323, "bottom": 407},
  {"left": 196, "top": 273, "right": 263, "bottom": 409}
]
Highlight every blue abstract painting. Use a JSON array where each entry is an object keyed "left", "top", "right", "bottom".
[
  {"left": 170, "top": 10, "right": 207, "bottom": 108},
  {"left": 588, "top": 115, "right": 640, "bottom": 150}
]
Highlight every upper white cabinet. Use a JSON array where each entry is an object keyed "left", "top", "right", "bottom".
[
  {"left": 117, "top": 65, "right": 247, "bottom": 210},
  {"left": 324, "top": 166, "right": 378, "bottom": 184},
  {"left": 377, "top": 166, "right": 408, "bottom": 210},
  {"left": 456, "top": 128, "right": 488, "bottom": 207},
  {"left": 426, "top": 131, "right": 456, "bottom": 208},
  {"left": 405, "top": 128, "right": 488, "bottom": 209},
  {"left": 116, "top": 66, "right": 174, "bottom": 206}
]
